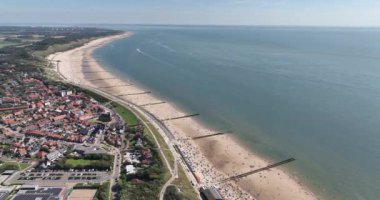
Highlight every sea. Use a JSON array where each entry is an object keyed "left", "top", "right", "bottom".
[{"left": 93, "top": 25, "right": 380, "bottom": 200}]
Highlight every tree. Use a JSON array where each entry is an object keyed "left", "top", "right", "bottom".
[{"left": 164, "top": 186, "right": 184, "bottom": 200}]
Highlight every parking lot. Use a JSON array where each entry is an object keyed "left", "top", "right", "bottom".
[{"left": 8, "top": 171, "right": 110, "bottom": 185}]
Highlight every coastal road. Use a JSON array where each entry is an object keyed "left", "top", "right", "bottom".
[
  {"left": 72, "top": 83, "right": 178, "bottom": 200},
  {"left": 53, "top": 50, "right": 200, "bottom": 200}
]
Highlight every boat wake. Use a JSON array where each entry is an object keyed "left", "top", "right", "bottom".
[
  {"left": 136, "top": 48, "right": 172, "bottom": 66},
  {"left": 156, "top": 42, "right": 176, "bottom": 53}
]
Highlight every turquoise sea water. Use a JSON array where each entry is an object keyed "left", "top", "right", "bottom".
[{"left": 94, "top": 26, "right": 380, "bottom": 200}]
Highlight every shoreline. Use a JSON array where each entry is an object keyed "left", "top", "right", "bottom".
[{"left": 48, "top": 32, "right": 319, "bottom": 200}]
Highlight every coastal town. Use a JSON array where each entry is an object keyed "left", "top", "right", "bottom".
[
  {"left": 0, "top": 69, "right": 230, "bottom": 199},
  {"left": 0, "top": 26, "right": 230, "bottom": 200},
  {"left": 0, "top": 27, "right": 182, "bottom": 200},
  {"left": 1, "top": 0, "right": 374, "bottom": 199},
  {"left": 0, "top": 69, "right": 181, "bottom": 199},
  {"left": 0, "top": 26, "right": 316, "bottom": 200},
  {"left": 0, "top": 66, "right": 129, "bottom": 198}
]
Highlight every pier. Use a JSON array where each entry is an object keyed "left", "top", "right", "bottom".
[
  {"left": 191, "top": 131, "right": 231, "bottom": 140},
  {"left": 221, "top": 158, "right": 296, "bottom": 182},
  {"left": 117, "top": 91, "right": 151, "bottom": 96},
  {"left": 161, "top": 113, "right": 199, "bottom": 122},
  {"left": 139, "top": 101, "right": 166, "bottom": 107}
]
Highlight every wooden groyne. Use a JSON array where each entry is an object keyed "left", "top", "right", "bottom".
[
  {"left": 82, "top": 59, "right": 99, "bottom": 62},
  {"left": 99, "top": 84, "right": 133, "bottom": 89},
  {"left": 82, "top": 70, "right": 107, "bottom": 74},
  {"left": 191, "top": 131, "right": 231, "bottom": 140},
  {"left": 117, "top": 91, "right": 151, "bottom": 96},
  {"left": 87, "top": 78, "right": 118, "bottom": 82},
  {"left": 221, "top": 158, "right": 296, "bottom": 182},
  {"left": 161, "top": 113, "right": 199, "bottom": 122},
  {"left": 139, "top": 101, "right": 166, "bottom": 107}
]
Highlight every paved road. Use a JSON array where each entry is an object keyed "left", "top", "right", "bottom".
[
  {"left": 71, "top": 84, "right": 177, "bottom": 200},
  {"left": 76, "top": 84, "right": 183, "bottom": 200},
  {"left": 108, "top": 145, "right": 121, "bottom": 200}
]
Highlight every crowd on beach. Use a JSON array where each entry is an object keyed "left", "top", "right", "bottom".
[{"left": 176, "top": 135, "right": 254, "bottom": 200}]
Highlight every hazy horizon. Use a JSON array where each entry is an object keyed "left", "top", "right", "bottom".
[
  {"left": 1, "top": 0, "right": 380, "bottom": 27},
  {"left": 1, "top": 23, "right": 380, "bottom": 29}
]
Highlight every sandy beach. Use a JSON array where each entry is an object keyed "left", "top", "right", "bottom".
[{"left": 48, "top": 32, "right": 318, "bottom": 200}]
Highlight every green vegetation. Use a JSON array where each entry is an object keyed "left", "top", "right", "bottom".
[
  {"left": 81, "top": 88, "right": 109, "bottom": 103},
  {"left": 127, "top": 107, "right": 197, "bottom": 199},
  {"left": 164, "top": 185, "right": 186, "bottom": 200},
  {"left": 108, "top": 103, "right": 169, "bottom": 199},
  {"left": 171, "top": 166, "right": 199, "bottom": 200},
  {"left": 65, "top": 159, "right": 98, "bottom": 166},
  {"left": 145, "top": 122, "right": 175, "bottom": 169},
  {"left": 119, "top": 133, "right": 169, "bottom": 199},
  {"left": 33, "top": 29, "right": 122, "bottom": 57},
  {"left": 0, "top": 161, "right": 30, "bottom": 173},
  {"left": 53, "top": 154, "right": 113, "bottom": 170},
  {"left": 73, "top": 182, "right": 110, "bottom": 200},
  {"left": 73, "top": 182, "right": 102, "bottom": 189},
  {"left": 130, "top": 106, "right": 175, "bottom": 169},
  {"left": 107, "top": 100, "right": 196, "bottom": 199},
  {"left": 19, "top": 163, "right": 30, "bottom": 170},
  {"left": 94, "top": 182, "right": 110, "bottom": 200},
  {"left": 111, "top": 102, "right": 139, "bottom": 126},
  {"left": 0, "top": 26, "right": 121, "bottom": 77},
  {"left": 0, "top": 144, "right": 11, "bottom": 154},
  {"left": 0, "top": 41, "right": 19, "bottom": 48}
]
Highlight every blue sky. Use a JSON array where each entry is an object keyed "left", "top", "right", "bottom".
[{"left": 0, "top": 0, "right": 379, "bottom": 26}]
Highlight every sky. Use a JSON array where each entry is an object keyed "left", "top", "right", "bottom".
[{"left": 1, "top": 0, "right": 380, "bottom": 26}]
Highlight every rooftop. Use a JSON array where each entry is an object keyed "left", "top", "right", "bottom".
[
  {"left": 0, "top": 191, "right": 9, "bottom": 200},
  {"left": 13, "top": 187, "right": 64, "bottom": 200}
]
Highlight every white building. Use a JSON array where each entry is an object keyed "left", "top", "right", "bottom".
[
  {"left": 46, "top": 150, "right": 62, "bottom": 161},
  {"left": 125, "top": 165, "right": 136, "bottom": 174}
]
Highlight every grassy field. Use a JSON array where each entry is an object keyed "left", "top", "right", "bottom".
[
  {"left": 56, "top": 155, "right": 113, "bottom": 170},
  {"left": 171, "top": 166, "right": 199, "bottom": 200},
  {"left": 0, "top": 161, "right": 30, "bottom": 173},
  {"left": 111, "top": 102, "right": 139, "bottom": 126},
  {"left": 19, "top": 163, "right": 30, "bottom": 170},
  {"left": 65, "top": 159, "right": 96, "bottom": 166},
  {"left": 0, "top": 41, "right": 19, "bottom": 48}
]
